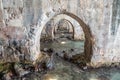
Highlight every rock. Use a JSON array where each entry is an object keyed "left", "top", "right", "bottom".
[
  {"left": 47, "top": 48, "right": 54, "bottom": 53},
  {"left": 62, "top": 50, "right": 65, "bottom": 53},
  {"left": 70, "top": 48, "right": 74, "bottom": 52},
  {"left": 24, "top": 64, "right": 35, "bottom": 72},
  {"left": 0, "top": 39, "right": 5, "bottom": 45},
  {"left": 18, "top": 54, "right": 25, "bottom": 62},
  {"left": 19, "top": 71, "right": 30, "bottom": 77},
  {"left": 63, "top": 53, "right": 69, "bottom": 60},
  {"left": 14, "top": 63, "right": 30, "bottom": 77},
  {"left": 3, "top": 72, "right": 13, "bottom": 80},
  {"left": 46, "top": 54, "right": 54, "bottom": 70},
  {"left": 43, "top": 48, "right": 48, "bottom": 52},
  {"left": 55, "top": 53, "right": 58, "bottom": 56},
  {"left": 83, "top": 66, "right": 87, "bottom": 70}
]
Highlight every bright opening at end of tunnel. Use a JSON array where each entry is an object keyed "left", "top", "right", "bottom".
[{"left": 60, "top": 41, "right": 66, "bottom": 44}]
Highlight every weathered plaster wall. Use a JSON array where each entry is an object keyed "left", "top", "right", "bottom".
[
  {"left": 0, "top": 0, "right": 120, "bottom": 66},
  {"left": 0, "top": 0, "right": 5, "bottom": 27},
  {"left": 2, "top": 0, "right": 23, "bottom": 27},
  {"left": 105, "top": 0, "right": 120, "bottom": 63}
]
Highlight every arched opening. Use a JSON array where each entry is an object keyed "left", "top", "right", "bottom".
[
  {"left": 40, "top": 20, "right": 55, "bottom": 41},
  {"left": 39, "top": 11, "right": 93, "bottom": 63},
  {"left": 53, "top": 19, "right": 75, "bottom": 40},
  {"left": 41, "top": 18, "right": 85, "bottom": 59}
]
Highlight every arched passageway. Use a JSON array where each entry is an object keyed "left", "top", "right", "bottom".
[
  {"left": 53, "top": 19, "right": 75, "bottom": 40},
  {"left": 39, "top": 11, "right": 93, "bottom": 63},
  {"left": 42, "top": 18, "right": 75, "bottom": 40},
  {"left": 40, "top": 18, "right": 85, "bottom": 57}
]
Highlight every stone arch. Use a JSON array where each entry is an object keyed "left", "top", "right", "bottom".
[
  {"left": 60, "top": 11, "right": 93, "bottom": 62},
  {"left": 55, "top": 19, "right": 73, "bottom": 33},
  {"left": 50, "top": 14, "right": 86, "bottom": 41},
  {"left": 52, "top": 19, "right": 75, "bottom": 39},
  {"left": 31, "top": 11, "right": 93, "bottom": 63}
]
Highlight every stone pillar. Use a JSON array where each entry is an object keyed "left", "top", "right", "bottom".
[{"left": 0, "top": 0, "right": 5, "bottom": 27}]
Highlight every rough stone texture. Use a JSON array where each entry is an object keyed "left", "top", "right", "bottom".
[
  {"left": 0, "top": 0, "right": 120, "bottom": 66},
  {"left": 2, "top": 0, "right": 23, "bottom": 27},
  {"left": 0, "top": 27, "right": 29, "bottom": 62},
  {"left": 0, "top": 0, "right": 5, "bottom": 27}
]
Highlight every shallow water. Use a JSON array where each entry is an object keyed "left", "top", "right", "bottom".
[
  {"left": 9, "top": 55, "right": 120, "bottom": 80},
  {"left": 42, "top": 55, "right": 120, "bottom": 80},
  {"left": 40, "top": 38, "right": 120, "bottom": 80},
  {"left": 41, "top": 38, "right": 84, "bottom": 55}
]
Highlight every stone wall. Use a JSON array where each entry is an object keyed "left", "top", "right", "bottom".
[
  {"left": 0, "top": 0, "right": 5, "bottom": 27},
  {"left": 0, "top": 0, "right": 120, "bottom": 66}
]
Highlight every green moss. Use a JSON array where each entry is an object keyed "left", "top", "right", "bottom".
[
  {"left": 0, "top": 61, "right": 34, "bottom": 74},
  {"left": 0, "top": 64, "right": 4, "bottom": 72},
  {"left": 0, "top": 63, "right": 11, "bottom": 73}
]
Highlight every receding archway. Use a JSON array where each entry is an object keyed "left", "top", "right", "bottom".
[
  {"left": 39, "top": 11, "right": 93, "bottom": 63},
  {"left": 41, "top": 19, "right": 75, "bottom": 40},
  {"left": 52, "top": 19, "right": 75, "bottom": 39},
  {"left": 40, "top": 18, "right": 85, "bottom": 58},
  {"left": 52, "top": 19, "right": 75, "bottom": 40},
  {"left": 30, "top": 11, "right": 93, "bottom": 63}
]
